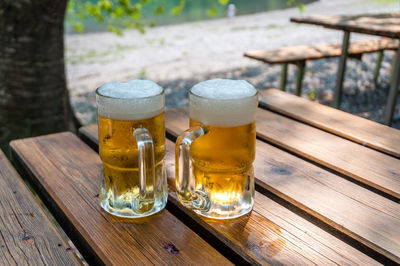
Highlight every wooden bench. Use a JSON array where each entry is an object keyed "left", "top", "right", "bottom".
[
  {"left": 0, "top": 149, "right": 80, "bottom": 265},
  {"left": 244, "top": 38, "right": 399, "bottom": 96}
]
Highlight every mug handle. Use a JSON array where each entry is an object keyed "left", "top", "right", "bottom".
[
  {"left": 133, "top": 127, "right": 155, "bottom": 212},
  {"left": 175, "top": 124, "right": 210, "bottom": 210}
]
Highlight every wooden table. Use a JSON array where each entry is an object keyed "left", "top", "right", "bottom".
[
  {"left": 291, "top": 12, "right": 400, "bottom": 126},
  {"left": 8, "top": 89, "right": 400, "bottom": 265}
]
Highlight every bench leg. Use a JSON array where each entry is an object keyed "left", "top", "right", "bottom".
[
  {"left": 280, "top": 63, "right": 288, "bottom": 91},
  {"left": 334, "top": 31, "right": 351, "bottom": 108},
  {"left": 373, "top": 51, "right": 384, "bottom": 83},
  {"left": 389, "top": 52, "right": 397, "bottom": 85},
  {"left": 384, "top": 45, "right": 400, "bottom": 126},
  {"left": 295, "top": 61, "right": 306, "bottom": 96}
]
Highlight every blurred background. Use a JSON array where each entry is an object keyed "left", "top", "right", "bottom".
[{"left": 64, "top": 0, "right": 399, "bottom": 128}]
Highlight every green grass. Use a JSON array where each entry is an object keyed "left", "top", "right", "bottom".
[
  {"left": 137, "top": 69, "right": 147, "bottom": 79},
  {"left": 66, "top": 44, "right": 139, "bottom": 65},
  {"left": 308, "top": 87, "right": 318, "bottom": 101},
  {"left": 173, "top": 35, "right": 185, "bottom": 40},
  {"left": 370, "top": 0, "right": 398, "bottom": 4},
  {"left": 231, "top": 24, "right": 292, "bottom": 32}
]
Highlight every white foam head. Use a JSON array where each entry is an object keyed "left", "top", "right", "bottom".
[
  {"left": 190, "top": 79, "right": 258, "bottom": 126},
  {"left": 96, "top": 80, "right": 164, "bottom": 120}
]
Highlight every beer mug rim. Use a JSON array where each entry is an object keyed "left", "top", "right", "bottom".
[
  {"left": 188, "top": 87, "right": 258, "bottom": 101},
  {"left": 96, "top": 82, "right": 165, "bottom": 100}
]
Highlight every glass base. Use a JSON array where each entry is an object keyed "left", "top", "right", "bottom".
[
  {"left": 192, "top": 199, "right": 254, "bottom": 219},
  {"left": 99, "top": 197, "right": 166, "bottom": 218},
  {"left": 178, "top": 166, "right": 255, "bottom": 219}
]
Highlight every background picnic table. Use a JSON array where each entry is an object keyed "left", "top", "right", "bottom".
[{"left": 291, "top": 12, "right": 400, "bottom": 125}]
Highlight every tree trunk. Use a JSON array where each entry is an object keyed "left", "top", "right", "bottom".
[{"left": 0, "top": 0, "right": 77, "bottom": 154}]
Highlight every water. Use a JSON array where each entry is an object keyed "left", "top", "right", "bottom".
[{"left": 65, "top": 0, "right": 316, "bottom": 34}]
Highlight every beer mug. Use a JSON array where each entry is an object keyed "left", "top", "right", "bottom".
[
  {"left": 96, "top": 80, "right": 167, "bottom": 218},
  {"left": 176, "top": 79, "right": 258, "bottom": 219}
]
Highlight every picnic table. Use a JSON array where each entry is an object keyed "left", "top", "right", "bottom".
[
  {"left": 291, "top": 12, "right": 400, "bottom": 126},
  {"left": 7, "top": 89, "right": 400, "bottom": 265}
]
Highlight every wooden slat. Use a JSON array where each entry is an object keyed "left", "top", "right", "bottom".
[
  {"left": 0, "top": 149, "right": 80, "bottom": 265},
  {"left": 164, "top": 107, "right": 400, "bottom": 264},
  {"left": 255, "top": 108, "right": 400, "bottom": 200},
  {"left": 10, "top": 133, "right": 231, "bottom": 266},
  {"left": 244, "top": 39, "right": 398, "bottom": 64},
  {"left": 80, "top": 124, "right": 382, "bottom": 265},
  {"left": 259, "top": 89, "right": 400, "bottom": 158},
  {"left": 290, "top": 13, "right": 400, "bottom": 39}
]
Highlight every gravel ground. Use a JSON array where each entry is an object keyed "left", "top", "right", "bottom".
[
  {"left": 72, "top": 52, "right": 400, "bottom": 129},
  {"left": 67, "top": 0, "right": 400, "bottom": 129}
]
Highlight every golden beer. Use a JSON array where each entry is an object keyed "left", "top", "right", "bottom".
[
  {"left": 176, "top": 79, "right": 258, "bottom": 219},
  {"left": 189, "top": 119, "right": 255, "bottom": 205},
  {"left": 96, "top": 80, "right": 167, "bottom": 218}
]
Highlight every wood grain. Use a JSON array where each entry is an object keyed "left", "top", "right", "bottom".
[
  {"left": 259, "top": 89, "right": 400, "bottom": 158},
  {"left": 10, "top": 133, "right": 232, "bottom": 266},
  {"left": 164, "top": 107, "right": 400, "bottom": 264},
  {"left": 244, "top": 38, "right": 398, "bottom": 64},
  {"left": 0, "top": 149, "right": 80, "bottom": 265},
  {"left": 291, "top": 13, "right": 400, "bottom": 39},
  {"left": 255, "top": 108, "right": 400, "bottom": 200},
  {"left": 80, "top": 124, "right": 381, "bottom": 265}
]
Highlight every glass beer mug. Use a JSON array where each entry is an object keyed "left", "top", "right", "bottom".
[
  {"left": 96, "top": 80, "right": 167, "bottom": 218},
  {"left": 176, "top": 79, "right": 258, "bottom": 219}
]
